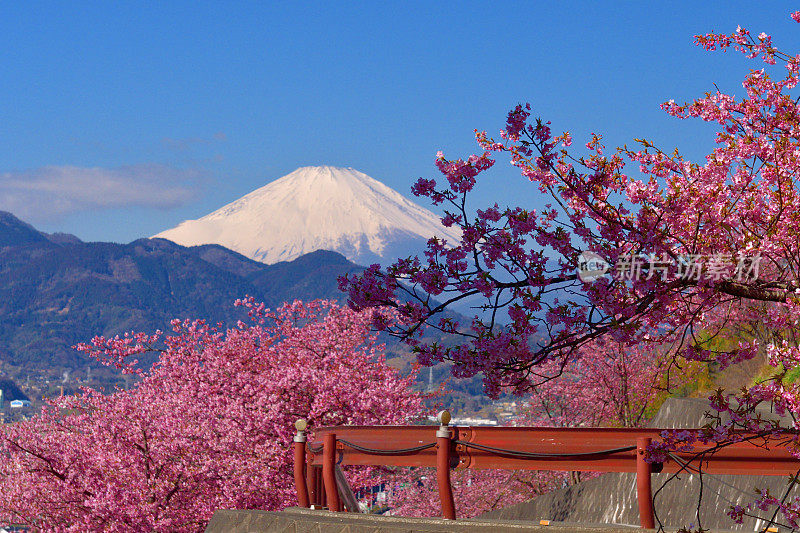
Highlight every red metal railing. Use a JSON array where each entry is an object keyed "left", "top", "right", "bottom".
[{"left": 291, "top": 412, "right": 799, "bottom": 528}]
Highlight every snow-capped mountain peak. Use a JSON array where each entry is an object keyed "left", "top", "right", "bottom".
[{"left": 154, "top": 165, "right": 461, "bottom": 265}]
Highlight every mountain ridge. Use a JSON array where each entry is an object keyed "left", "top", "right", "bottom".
[{"left": 0, "top": 211, "right": 365, "bottom": 373}]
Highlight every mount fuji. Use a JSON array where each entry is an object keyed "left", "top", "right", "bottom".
[{"left": 154, "top": 166, "right": 461, "bottom": 265}]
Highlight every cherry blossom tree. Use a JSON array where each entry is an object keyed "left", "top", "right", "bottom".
[
  {"left": 339, "top": 13, "right": 800, "bottom": 395},
  {"left": 340, "top": 11, "right": 800, "bottom": 526},
  {"left": 527, "top": 337, "right": 705, "bottom": 429},
  {"left": 0, "top": 298, "right": 424, "bottom": 532},
  {"left": 340, "top": 14, "right": 800, "bottom": 397}
]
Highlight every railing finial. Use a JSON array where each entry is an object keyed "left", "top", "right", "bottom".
[
  {"left": 294, "top": 418, "right": 308, "bottom": 443},
  {"left": 437, "top": 410, "right": 451, "bottom": 438}
]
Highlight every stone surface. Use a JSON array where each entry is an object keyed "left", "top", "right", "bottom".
[{"left": 205, "top": 508, "right": 649, "bottom": 533}]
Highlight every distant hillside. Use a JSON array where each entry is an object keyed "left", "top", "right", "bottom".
[
  {"left": 0, "top": 211, "right": 364, "bottom": 372},
  {"left": 0, "top": 378, "right": 29, "bottom": 402}
]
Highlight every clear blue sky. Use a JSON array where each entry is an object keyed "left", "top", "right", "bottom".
[{"left": 1, "top": 1, "right": 798, "bottom": 243}]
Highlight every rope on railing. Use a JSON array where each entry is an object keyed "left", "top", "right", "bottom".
[
  {"left": 452, "top": 439, "right": 636, "bottom": 459},
  {"left": 308, "top": 443, "right": 323, "bottom": 453},
  {"left": 307, "top": 441, "right": 435, "bottom": 455},
  {"left": 338, "top": 440, "right": 436, "bottom": 455},
  {"left": 309, "top": 439, "right": 636, "bottom": 459}
]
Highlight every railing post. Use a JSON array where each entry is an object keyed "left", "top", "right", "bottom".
[
  {"left": 293, "top": 419, "right": 310, "bottom": 508},
  {"left": 322, "top": 432, "right": 341, "bottom": 512},
  {"left": 636, "top": 436, "right": 655, "bottom": 529},
  {"left": 306, "top": 463, "right": 321, "bottom": 508},
  {"left": 436, "top": 410, "right": 456, "bottom": 520}
]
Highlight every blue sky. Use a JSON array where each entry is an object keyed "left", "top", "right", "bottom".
[{"left": 1, "top": 2, "right": 798, "bottom": 243}]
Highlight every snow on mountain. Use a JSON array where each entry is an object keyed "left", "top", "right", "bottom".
[{"left": 153, "top": 166, "right": 461, "bottom": 265}]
